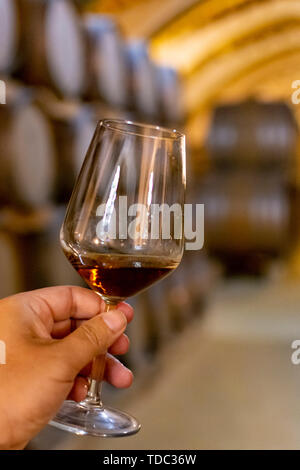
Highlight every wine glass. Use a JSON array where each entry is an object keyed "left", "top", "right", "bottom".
[{"left": 50, "top": 119, "right": 186, "bottom": 437}]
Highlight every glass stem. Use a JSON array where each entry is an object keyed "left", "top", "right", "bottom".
[{"left": 82, "top": 302, "right": 116, "bottom": 407}]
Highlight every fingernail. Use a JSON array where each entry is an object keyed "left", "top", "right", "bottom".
[{"left": 102, "top": 310, "right": 127, "bottom": 332}]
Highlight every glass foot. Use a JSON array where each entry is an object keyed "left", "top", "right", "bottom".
[{"left": 50, "top": 400, "right": 141, "bottom": 437}]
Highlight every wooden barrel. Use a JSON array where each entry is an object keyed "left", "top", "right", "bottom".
[
  {"left": 0, "top": 231, "right": 24, "bottom": 298},
  {"left": 206, "top": 101, "right": 299, "bottom": 170},
  {"left": 17, "top": 0, "right": 86, "bottom": 98},
  {"left": 91, "top": 101, "right": 132, "bottom": 123},
  {"left": 180, "top": 251, "right": 221, "bottom": 313},
  {"left": 16, "top": 205, "right": 83, "bottom": 291},
  {"left": 83, "top": 14, "right": 128, "bottom": 107},
  {"left": 165, "top": 260, "right": 195, "bottom": 332},
  {"left": 145, "top": 279, "right": 176, "bottom": 345},
  {"left": 140, "top": 252, "right": 219, "bottom": 347},
  {"left": 0, "top": 0, "right": 18, "bottom": 74},
  {"left": 198, "top": 173, "right": 292, "bottom": 258},
  {"left": 125, "top": 292, "right": 158, "bottom": 373},
  {"left": 0, "top": 83, "right": 56, "bottom": 209},
  {"left": 155, "top": 65, "right": 182, "bottom": 123},
  {"left": 35, "top": 91, "right": 96, "bottom": 201},
  {"left": 126, "top": 40, "right": 158, "bottom": 117}
]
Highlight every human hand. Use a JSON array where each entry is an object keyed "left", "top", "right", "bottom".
[{"left": 0, "top": 286, "right": 133, "bottom": 449}]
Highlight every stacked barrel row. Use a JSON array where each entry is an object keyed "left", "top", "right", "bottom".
[
  {"left": 0, "top": 0, "right": 221, "bottom": 372},
  {"left": 198, "top": 100, "right": 300, "bottom": 275},
  {"left": 0, "top": 0, "right": 183, "bottom": 120}
]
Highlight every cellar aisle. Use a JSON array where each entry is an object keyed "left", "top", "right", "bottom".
[{"left": 35, "top": 277, "right": 300, "bottom": 450}]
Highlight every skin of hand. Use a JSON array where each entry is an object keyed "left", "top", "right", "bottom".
[{"left": 0, "top": 286, "right": 134, "bottom": 450}]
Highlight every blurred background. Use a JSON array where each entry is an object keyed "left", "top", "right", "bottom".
[{"left": 1, "top": 0, "right": 300, "bottom": 449}]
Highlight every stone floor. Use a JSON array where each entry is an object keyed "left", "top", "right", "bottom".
[{"left": 31, "top": 275, "right": 300, "bottom": 450}]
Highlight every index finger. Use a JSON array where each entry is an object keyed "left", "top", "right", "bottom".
[
  {"left": 14, "top": 285, "right": 134, "bottom": 325},
  {"left": 23, "top": 286, "right": 104, "bottom": 323}
]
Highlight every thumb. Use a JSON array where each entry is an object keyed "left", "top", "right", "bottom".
[{"left": 57, "top": 309, "right": 127, "bottom": 374}]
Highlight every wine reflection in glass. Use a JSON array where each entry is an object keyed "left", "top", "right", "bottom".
[{"left": 50, "top": 119, "right": 186, "bottom": 437}]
